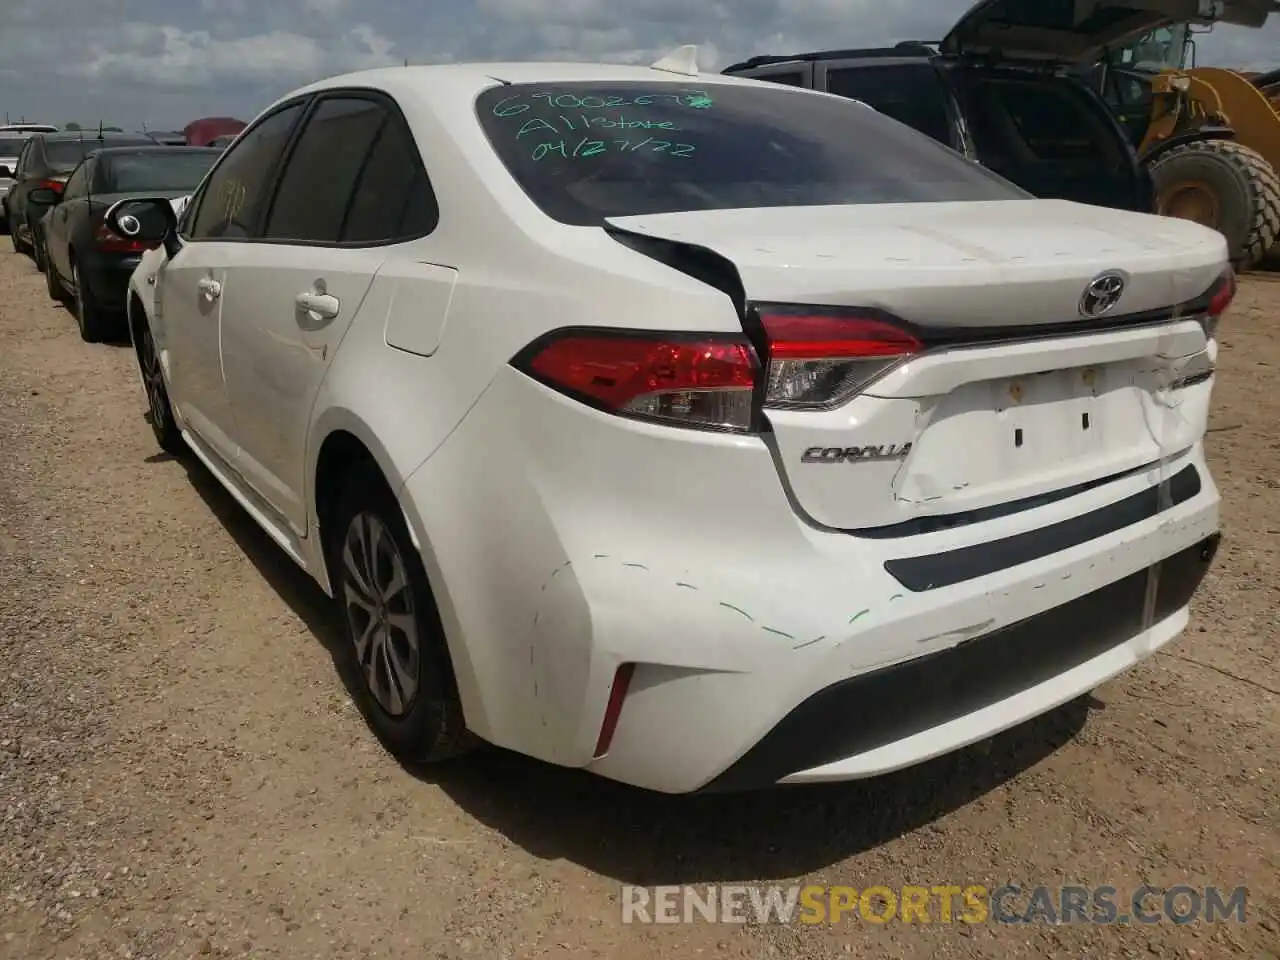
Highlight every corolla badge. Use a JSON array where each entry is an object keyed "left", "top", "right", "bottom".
[{"left": 1078, "top": 270, "right": 1126, "bottom": 318}]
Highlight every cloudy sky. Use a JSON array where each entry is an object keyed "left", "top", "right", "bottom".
[{"left": 1, "top": 0, "right": 1277, "bottom": 129}]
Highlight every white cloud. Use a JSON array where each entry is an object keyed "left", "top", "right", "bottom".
[
  {"left": 0, "top": 0, "right": 1274, "bottom": 126},
  {"left": 71, "top": 22, "right": 396, "bottom": 88}
]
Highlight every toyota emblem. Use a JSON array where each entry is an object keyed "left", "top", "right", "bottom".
[{"left": 1079, "top": 271, "right": 1126, "bottom": 318}]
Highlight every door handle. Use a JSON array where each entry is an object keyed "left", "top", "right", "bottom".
[
  {"left": 196, "top": 277, "right": 221, "bottom": 301},
  {"left": 295, "top": 291, "right": 340, "bottom": 320}
]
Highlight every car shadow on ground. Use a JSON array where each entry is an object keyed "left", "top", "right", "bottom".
[
  {"left": 41, "top": 287, "right": 134, "bottom": 348},
  {"left": 171, "top": 439, "right": 1096, "bottom": 885}
]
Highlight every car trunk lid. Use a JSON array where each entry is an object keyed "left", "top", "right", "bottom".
[{"left": 606, "top": 200, "right": 1227, "bottom": 530}]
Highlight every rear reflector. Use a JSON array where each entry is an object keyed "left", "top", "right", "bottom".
[
  {"left": 758, "top": 309, "right": 921, "bottom": 409},
  {"left": 519, "top": 331, "right": 758, "bottom": 432},
  {"left": 593, "top": 663, "right": 635, "bottom": 758}
]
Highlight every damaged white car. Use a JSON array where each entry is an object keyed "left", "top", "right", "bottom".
[{"left": 108, "top": 49, "right": 1229, "bottom": 794}]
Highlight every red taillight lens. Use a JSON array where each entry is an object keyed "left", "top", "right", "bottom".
[
  {"left": 758, "top": 309, "right": 922, "bottom": 409},
  {"left": 1206, "top": 268, "right": 1235, "bottom": 318},
  {"left": 1199, "top": 267, "right": 1235, "bottom": 339},
  {"left": 94, "top": 219, "right": 152, "bottom": 254},
  {"left": 36, "top": 178, "right": 65, "bottom": 193},
  {"left": 520, "top": 331, "right": 759, "bottom": 432}
]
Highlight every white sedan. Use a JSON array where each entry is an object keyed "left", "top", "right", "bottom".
[{"left": 105, "top": 51, "right": 1230, "bottom": 794}]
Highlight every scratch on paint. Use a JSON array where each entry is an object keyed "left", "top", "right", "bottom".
[
  {"left": 675, "top": 581, "right": 698, "bottom": 590},
  {"left": 623, "top": 562, "right": 649, "bottom": 570},
  {"left": 849, "top": 609, "right": 870, "bottom": 625},
  {"left": 551, "top": 561, "right": 571, "bottom": 576},
  {"left": 719, "top": 602, "right": 754, "bottom": 622},
  {"left": 793, "top": 636, "right": 825, "bottom": 650},
  {"left": 593, "top": 553, "right": 610, "bottom": 559},
  {"left": 889, "top": 594, "right": 904, "bottom": 601},
  {"left": 762, "top": 626, "right": 795, "bottom": 640}
]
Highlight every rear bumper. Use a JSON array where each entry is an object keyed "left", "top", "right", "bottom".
[
  {"left": 400, "top": 367, "right": 1222, "bottom": 795},
  {"left": 700, "top": 533, "right": 1218, "bottom": 792},
  {"left": 82, "top": 254, "right": 142, "bottom": 310}
]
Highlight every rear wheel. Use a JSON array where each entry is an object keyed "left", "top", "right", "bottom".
[
  {"left": 9, "top": 211, "right": 30, "bottom": 255},
  {"left": 329, "top": 462, "right": 471, "bottom": 765},
  {"left": 72, "top": 261, "right": 114, "bottom": 343},
  {"left": 44, "top": 242, "right": 66, "bottom": 302},
  {"left": 29, "top": 218, "right": 45, "bottom": 271},
  {"left": 1148, "top": 138, "right": 1280, "bottom": 269}
]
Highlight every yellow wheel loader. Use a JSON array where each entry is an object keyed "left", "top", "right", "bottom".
[{"left": 1088, "top": 22, "right": 1280, "bottom": 267}]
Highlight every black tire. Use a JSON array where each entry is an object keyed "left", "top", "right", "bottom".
[
  {"left": 44, "top": 241, "right": 66, "bottom": 302},
  {"left": 71, "top": 261, "right": 115, "bottom": 343},
  {"left": 9, "top": 211, "right": 30, "bottom": 255},
  {"left": 29, "top": 218, "right": 45, "bottom": 271},
  {"left": 134, "top": 318, "right": 184, "bottom": 455},
  {"left": 329, "top": 462, "right": 470, "bottom": 764},
  {"left": 1148, "top": 139, "right": 1280, "bottom": 269}
]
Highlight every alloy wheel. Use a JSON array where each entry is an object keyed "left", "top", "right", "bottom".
[
  {"left": 138, "top": 327, "right": 168, "bottom": 432},
  {"left": 340, "top": 511, "right": 421, "bottom": 717}
]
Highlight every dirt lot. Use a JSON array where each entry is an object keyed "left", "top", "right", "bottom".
[{"left": 0, "top": 247, "right": 1276, "bottom": 960}]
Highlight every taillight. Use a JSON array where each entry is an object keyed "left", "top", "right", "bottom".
[
  {"left": 36, "top": 178, "right": 64, "bottom": 194},
  {"left": 94, "top": 219, "right": 152, "bottom": 254},
  {"left": 1201, "top": 267, "right": 1235, "bottom": 339},
  {"left": 516, "top": 330, "right": 759, "bottom": 432},
  {"left": 757, "top": 308, "right": 922, "bottom": 409}
]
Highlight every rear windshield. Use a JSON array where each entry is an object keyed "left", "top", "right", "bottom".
[
  {"left": 101, "top": 151, "right": 218, "bottom": 192},
  {"left": 0, "top": 137, "right": 27, "bottom": 159},
  {"left": 45, "top": 138, "right": 153, "bottom": 171},
  {"left": 474, "top": 81, "right": 1025, "bottom": 225}
]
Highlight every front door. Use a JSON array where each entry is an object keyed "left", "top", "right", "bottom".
[{"left": 152, "top": 98, "right": 312, "bottom": 467}]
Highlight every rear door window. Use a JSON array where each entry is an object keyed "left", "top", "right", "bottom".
[
  {"left": 474, "top": 80, "right": 1025, "bottom": 226},
  {"left": 822, "top": 63, "right": 956, "bottom": 147},
  {"left": 262, "top": 96, "right": 387, "bottom": 243},
  {"left": 955, "top": 73, "right": 1137, "bottom": 209}
]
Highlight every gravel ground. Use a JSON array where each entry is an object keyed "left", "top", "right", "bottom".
[{"left": 0, "top": 246, "right": 1277, "bottom": 960}]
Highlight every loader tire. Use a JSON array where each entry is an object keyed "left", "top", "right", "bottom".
[{"left": 1148, "top": 138, "right": 1280, "bottom": 270}]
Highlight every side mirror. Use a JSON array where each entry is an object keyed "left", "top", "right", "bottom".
[
  {"left": 103, "top": 197, "right": 179, "bottom": 255},
  {"left": 0, "top": 165, "right": 11, "bottom": 179},
  {"left": 29, "top": 187, "right": 60, "bottom": 205}
]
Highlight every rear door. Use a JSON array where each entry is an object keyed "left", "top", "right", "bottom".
[
  {"left": 950, "top": 67, "right": 1145, "bottom": 210},
  {"left": 939, "top": 0, "right": 1277, "bottom": 62},
  {"left": 216, "top": 92, "right": 442, "bottom": 533}
]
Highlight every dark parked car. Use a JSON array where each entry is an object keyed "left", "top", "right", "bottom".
[
  {"left": 722, "top": 1, "right": 1173, "bottom": 216},
  {"left": 35, "top": 146, "right": 220, "bottom": 341},
  {"left": 0, "top": 131, "right": 37, "bottom": 232},
  {"left": 3, "top": 130, "right": 155, "bottom": 263}
]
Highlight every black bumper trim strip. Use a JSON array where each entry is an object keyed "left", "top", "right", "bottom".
[{"left": 883, "top": 464, "right": 1200, "bottom": 592}]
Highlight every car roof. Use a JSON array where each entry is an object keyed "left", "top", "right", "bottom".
[
  {"left": 36, "top": 130, "right": 153, "bottom": 143},
  {"left": 722, "top": 43, "right": 940, "bottom": 73}
]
